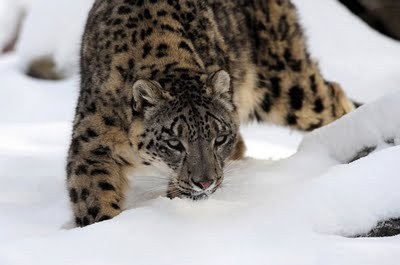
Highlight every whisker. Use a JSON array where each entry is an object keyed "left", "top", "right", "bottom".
[
  {"left": 135, "top": 186, "right": 168, "bottom": 195},
  {"left": 134, "top": 187, "right": 168, "bottom": 199},
  {"left": 134, "top": 176, "right": 171, "bottom": 181}
]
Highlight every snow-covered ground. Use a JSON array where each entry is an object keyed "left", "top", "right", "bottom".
[{"left": 0, "top": 0, "right": 400, "bottom": 264}]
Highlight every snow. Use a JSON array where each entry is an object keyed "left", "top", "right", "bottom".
[
  {"left": 300, "top": 92, "right": 400, "bottom": 163},
  {"left": 15, "top": 0, "right": 94, "bottom": 77},
  {"left": 1, "top": 0, "right": 400, "bottom": 264}
]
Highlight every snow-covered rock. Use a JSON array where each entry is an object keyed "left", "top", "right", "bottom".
[{"left": 300, "top": 92, "right": 400, "bottom": 164}]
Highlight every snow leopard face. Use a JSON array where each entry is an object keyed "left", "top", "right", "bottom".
[{"left": 132, "top": 70, "right": 244, "bottom": 199}]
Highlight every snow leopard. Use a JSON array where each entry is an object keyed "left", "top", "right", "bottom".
[{"left": 67, "top": 0, "right": 355, "bottom": 227}]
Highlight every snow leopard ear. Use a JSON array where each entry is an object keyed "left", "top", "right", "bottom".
[
  {"left": 132, "top": 79, "right": 169, "bottom": 113},
  {"left": 210, "top": 70, "right": 231, "bottom": 95},
  {"left": 208, "top": 70, "right": 234, "bottom": 110}
]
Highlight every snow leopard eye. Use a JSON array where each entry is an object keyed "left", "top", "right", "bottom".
[
  {"left": 166, "top": 139, "right": 184, "bottom": 152},
  {"left": 215, "top": 135, "right": 228, "bottom": 146}
]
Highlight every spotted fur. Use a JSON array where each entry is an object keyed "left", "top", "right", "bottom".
[{"left": 67, "top": 0, "right": 355, "bottom": 227}]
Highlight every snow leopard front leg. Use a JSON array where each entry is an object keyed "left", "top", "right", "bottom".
[{"left": 66, "top": 112, "right": 134, "bottom": 227}]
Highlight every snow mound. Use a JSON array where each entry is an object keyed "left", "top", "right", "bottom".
[
  {"left": 301, "top": 92, "right": 400, "bottom": 163},
  {"left": 1, "top": 93, "right": 400, "bottom": 265}
]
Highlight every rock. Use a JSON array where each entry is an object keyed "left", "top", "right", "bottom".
[
  {"left": 26, "top": 56, "right": 64, "bottom": 80},
  {"left": 362, "top": 218, "right": 400, "bottom": 237}
]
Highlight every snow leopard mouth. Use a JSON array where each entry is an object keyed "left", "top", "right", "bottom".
[
  {"left": 169, "top": 180, "right": 222, "bottom": 200},
  {"left": 183, "top": 183, "right": 221, "bottom": 201},
  {"left": 189, "top": 193, "right": 209, "bottom": 201},
  {"left": 177, "top": 190, "right": 210, "bottom": 200},
  {"left": 182, "top": 183, "right": 221, "bottom": 201}
]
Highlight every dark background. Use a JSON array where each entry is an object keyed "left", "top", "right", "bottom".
[{"left": 338, "top": 0, "right": 400, "bottom": 41}]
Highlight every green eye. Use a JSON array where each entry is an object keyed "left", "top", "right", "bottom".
[
  {"left": 168, "top": 139, "right": 180, "bottom": 147},
  {"left": 166, "top": 139, "right": 184, "bottom": 151},
  {"left": 215, "top": 135, "right": 228, "bottom": 146}
]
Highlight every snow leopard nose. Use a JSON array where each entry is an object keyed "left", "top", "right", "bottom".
[{"left": 192, "top": 178, "right": 214, "bottom": 190}]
